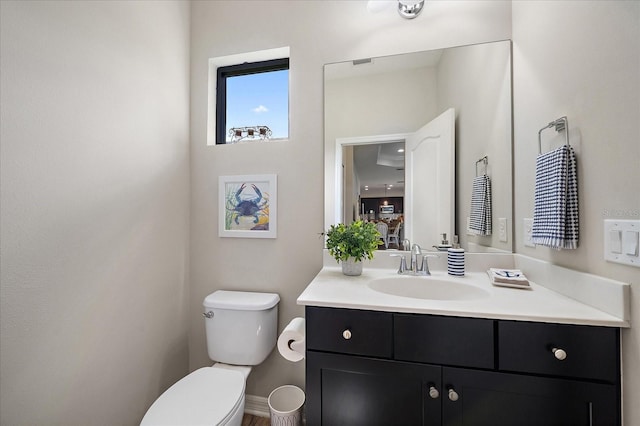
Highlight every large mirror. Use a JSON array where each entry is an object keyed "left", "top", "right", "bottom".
[{"left": 324, "top": 40, "right": 513, "bottom": 252}]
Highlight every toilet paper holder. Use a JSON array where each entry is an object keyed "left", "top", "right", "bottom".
[{"left": 278, "top": 317, "right": 306, "bottom": 362}]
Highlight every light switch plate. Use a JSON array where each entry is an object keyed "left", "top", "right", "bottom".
[
  {"left": 604, "top": 219, "right": 640, "bottom": 268},
  {"left": 524, "top": 218, "right": 535, "bottom": 248},
  {"left": 498, "top": 218, "right": 508, "bottom": 242}
]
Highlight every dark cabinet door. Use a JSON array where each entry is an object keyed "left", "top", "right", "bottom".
[
  {"left": 442, "top": 367, "right": 619, "bottom": 426},
  {"left": 306, "top": 351, "right": 442, "bottom": 426}
]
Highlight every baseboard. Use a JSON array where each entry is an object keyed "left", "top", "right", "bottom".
[{"left": 245, "top": 394, "right": 270, "bottom": 418}]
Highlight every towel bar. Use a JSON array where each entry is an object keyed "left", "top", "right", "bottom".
[{"left": 538, "top": 116, "right": 569, "bottom": 154}]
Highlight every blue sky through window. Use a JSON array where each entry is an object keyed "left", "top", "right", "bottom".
[{"left": 226, "top": 69, "right": 289, "bottom": 141}]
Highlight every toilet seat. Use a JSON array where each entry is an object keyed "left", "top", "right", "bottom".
[{"left": 141, "top": 367, "right": 245, "bottom": 425}]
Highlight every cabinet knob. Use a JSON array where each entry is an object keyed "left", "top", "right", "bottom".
[
  {"left": 428, "top": 386, "right": 440, "bottom": 399},
  {"left": 342, "top": 329, "right": 352, "bottom": 340},
  {"left": 552, "top": 347, "right": 567, "bottom": 361},
  {"left": 448, "top": 387, "right": 459, "bottom": 402}
]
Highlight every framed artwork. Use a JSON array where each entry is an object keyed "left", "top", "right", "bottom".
[{"left": 219, "top": 174, "right": 277, "bottom": 238}]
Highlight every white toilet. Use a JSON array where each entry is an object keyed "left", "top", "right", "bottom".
[{"left": 141, "top": 290, "right": 280, "bottom": 426}]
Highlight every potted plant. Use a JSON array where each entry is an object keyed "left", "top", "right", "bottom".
[{"left": 325, "top": 220, "right": 382, "bottom": 276}]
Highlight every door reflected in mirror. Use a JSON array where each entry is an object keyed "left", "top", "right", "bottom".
[{"left": 324, "top": 40, "right": 513, "bottom": 252}]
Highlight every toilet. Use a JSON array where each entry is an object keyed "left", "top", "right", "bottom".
[{"left": 141, "top": 290, "right": 280, "bottom": 426}]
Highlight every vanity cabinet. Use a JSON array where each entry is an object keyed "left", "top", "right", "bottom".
[{"left": 305, "top": 306, "right": 620, "bottom": 426}]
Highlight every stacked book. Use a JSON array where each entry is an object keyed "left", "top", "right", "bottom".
[{"left": 486, "top": 268, "right": 531, "bottom": 289}]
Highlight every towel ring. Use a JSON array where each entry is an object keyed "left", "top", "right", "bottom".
[
  {"left": 538, "top": 116, "right": 569, "bottom": 154},
  {"left": 475, "top": 156, "right": 488, "bottom": 177}
]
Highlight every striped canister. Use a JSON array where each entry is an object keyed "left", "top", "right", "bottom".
[{"left": 447, "top": 247, "right": 465, "bottom": 276}]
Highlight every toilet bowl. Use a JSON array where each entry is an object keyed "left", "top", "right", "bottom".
[
  {"left": 141, "top": 366, "right": 245, "bottom": 426},
  {"left": 141, "top": 291, "right": 279, "bottom": 426}
]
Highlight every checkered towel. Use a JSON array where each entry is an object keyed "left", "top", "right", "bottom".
[
  {"left": 531, "top": 145, "right": 579, "bottom": 250},
  {"left": 469, "top": 175, "right": 492, "bottom": 236}
]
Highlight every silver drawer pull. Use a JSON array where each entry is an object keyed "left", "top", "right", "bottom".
[
  {"left": 342, "top": 329, "right": 352, "bottom": 340},
  {"left": 552, "top": 347, "right": 567, "bottom": 361},
  {"left": 448, "top": 387, "right": 459, "bottom": 402},
  {"left": 428, "top": 386, "right": 440, "bottom": 399}
]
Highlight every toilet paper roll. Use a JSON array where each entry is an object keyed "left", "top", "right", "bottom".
[{"left": 277, "top": 317, "right": 305, "bottom": 362}]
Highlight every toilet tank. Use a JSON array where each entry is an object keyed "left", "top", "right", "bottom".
[{"left": 203, "top": 290, "right": 280, "bottom": 366}]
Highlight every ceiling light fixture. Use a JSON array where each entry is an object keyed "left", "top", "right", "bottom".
[
  {"left": 397, "top": 0, "right": 424, "bottom": 19},
  {"left": 367, "top": 0, "right": 425, "bottom": 20}
]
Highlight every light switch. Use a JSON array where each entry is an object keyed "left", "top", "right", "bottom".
[
  {"left": 604, "top": 219, "right": 640, "bottom": 268},
  {"left": 498, "top": 218, "right": 508, "bottom": 242},
  {"left": 623, "top": 231, "right": 639, "bottom": 256},
  {"left": 609, "top": 230, "right": 622, "bottom": 253},
  {"left": 524, "top": 218, "right": 535, "bottom": 248}
]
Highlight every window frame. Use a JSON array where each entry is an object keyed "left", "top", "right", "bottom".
[{"left": 215, "top": 57, "right": 290, "bottom": 145}]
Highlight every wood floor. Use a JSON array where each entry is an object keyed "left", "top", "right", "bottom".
[{"left": 241, "top": 413, "right": 271, "bottom": 426}]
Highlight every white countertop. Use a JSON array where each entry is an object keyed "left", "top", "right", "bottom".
[{"left": 297, "top": 262, "right": 630, "bottom": 328}]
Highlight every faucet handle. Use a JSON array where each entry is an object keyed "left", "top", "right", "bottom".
[
  {"left": 398, "top": 256, "right": 408, "bottom": 274},
  {"left": 390, "top": 254, "right": 408, "bottom": 274},
  {"left": 420, "top": 254, "right": 439, "bottom": 276}
]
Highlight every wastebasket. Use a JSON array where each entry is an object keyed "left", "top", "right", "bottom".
[{"left": 268, "top": 385, "right": 305, "bottom": 426}]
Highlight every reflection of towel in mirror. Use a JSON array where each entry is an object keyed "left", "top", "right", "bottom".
[
  {"left": 469, "top": 175, "right": 492, "bottom": 236},
  {"left": 531, "top": 145, "right": 579, "bottom": 250}
]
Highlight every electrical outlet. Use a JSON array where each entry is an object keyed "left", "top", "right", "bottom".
[
  {"left": 498, "top": 218, "right": 508, "bottom": 242},
  {"left": 524, "top": 218, "right": 535, "bottom": 248}
]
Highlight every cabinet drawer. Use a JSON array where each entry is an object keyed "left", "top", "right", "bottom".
[
  {"left": 395, "top": 314, "right": 495, "bottom": 369},
  {"left": 306, "top": 307, "right": 393, "bottom": 358},
  {"left": 499, "top": 321, "right": 619, "bottom": 383}
]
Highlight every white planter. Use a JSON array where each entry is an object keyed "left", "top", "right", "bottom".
[{"left": 341, "top": 258, "right": 363, "bottom": 276}]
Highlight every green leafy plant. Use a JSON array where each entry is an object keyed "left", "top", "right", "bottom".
[{"left": 325, "top": 220, "right": 382, "bottom": 263}]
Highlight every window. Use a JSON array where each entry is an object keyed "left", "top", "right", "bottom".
[{"left": 216, "top": 58, "right": 289, "bottom": 144}]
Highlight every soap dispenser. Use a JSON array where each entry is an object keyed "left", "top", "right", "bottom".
[
  {"left": 435, "top": 233, "right": 453, "bottom": 251},
  {"left": 447, "top": 235, "right": 465, "bottom": 276}
]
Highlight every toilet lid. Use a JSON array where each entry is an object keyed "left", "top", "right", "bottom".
[{"left": 141, "top": 367, "right": 245, "bottom": 426}]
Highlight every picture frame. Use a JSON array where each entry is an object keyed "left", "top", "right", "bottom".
[{"left": 219, "top": 174, "right": 277, "bottom": 238}]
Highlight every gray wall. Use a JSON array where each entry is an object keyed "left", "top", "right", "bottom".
[
  {"left": 512, "top": 2, "right": 640, "bottom": 422},
  {"left": 190, "top": 0, "right": 512, "bottom": 400},
  {"left": 0, "top": 1, "right": 191, "bottom": 424},
  {"left": 1, "top": 1, "right": 637, "bottom": 425},
  {"left": 191, "top": 1, "right": 639, "bottom": 423}
]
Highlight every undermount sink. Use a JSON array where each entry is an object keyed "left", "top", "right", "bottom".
[{"left": 368, "top": 276, "right": 490, "bottom": 301}]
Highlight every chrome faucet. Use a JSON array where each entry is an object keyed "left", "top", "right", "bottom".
[
  {"left": 410, "top": 244, "right": 422, "bottom": 274},
  {"left": 392, "top": 243, "right": 438, "bottom": 276}
]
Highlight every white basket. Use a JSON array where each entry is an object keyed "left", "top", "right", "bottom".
[{"left": 268, "top": 385, "right": 305, "bottom": 426}]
